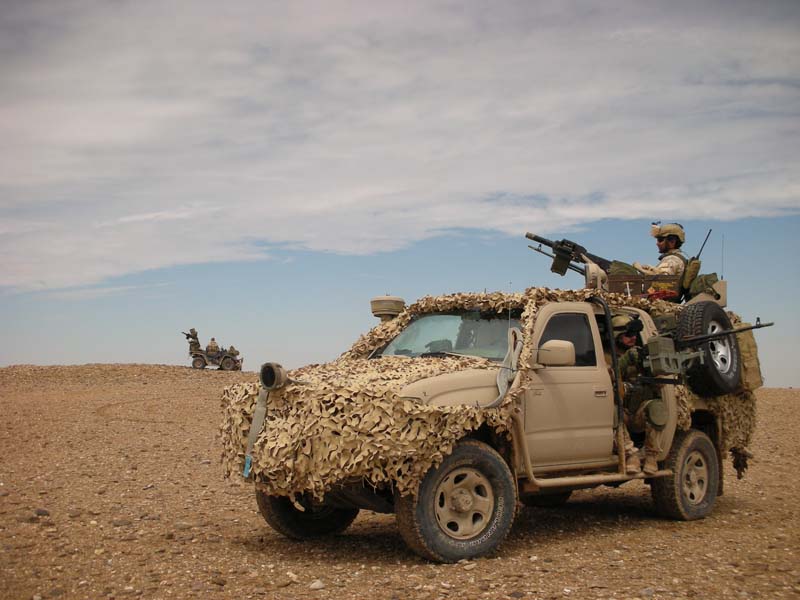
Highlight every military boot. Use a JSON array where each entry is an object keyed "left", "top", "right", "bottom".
[
  {"left": 625, "top": 450, "right": 641, "bottom": 475},
  {"left": 643, "top": 451, "right": 659, "bottom": 475}
]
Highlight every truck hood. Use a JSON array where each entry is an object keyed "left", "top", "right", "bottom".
[{"left": 220, "top": 355, "right": 513, "bottom": 499}]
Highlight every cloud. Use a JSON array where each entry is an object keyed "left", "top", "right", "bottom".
[
  {"left": 1, "top": 1, "right": 799, "bottom": 291},
  {"left": 42, "top": 282, "right": 171, "bottom": 301}
]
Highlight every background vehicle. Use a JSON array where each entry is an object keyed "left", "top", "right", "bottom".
[
  {"left": 182, "top": 331, "right": 242, "bottom": 371},
  {"left": 190, "top": 348, "right": 242, "bottom": 371}
]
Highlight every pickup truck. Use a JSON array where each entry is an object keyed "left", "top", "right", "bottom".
[{"left": 220, "top": 287, "right": 762, "bottom": 562}]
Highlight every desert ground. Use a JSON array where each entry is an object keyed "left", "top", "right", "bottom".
[{"left": 1, "top": 364, "right": 798, "bottom": 600}]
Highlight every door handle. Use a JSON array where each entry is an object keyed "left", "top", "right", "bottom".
[{"left": 594, "top": 389, "right": 608, "bottom": 397}]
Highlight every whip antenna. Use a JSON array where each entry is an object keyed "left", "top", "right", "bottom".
[{"left": 696, "top": 228, "right": 712, "bottom": 259}]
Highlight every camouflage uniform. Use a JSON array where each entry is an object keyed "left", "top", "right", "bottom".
[
  {"left": 633, "top": 222, "right": 688, "bottom": 276},
  {"left": 206, "top": 338, "right": 220, "bottom": 354},
  {"left": 636, "top": 249, "right": 687, "bottom": 276},
  {"left": 618, "top": 346, "right": 662, "bottom": 475},
  {"left": 184, "top": 328, "right": 201, "bottom": 353},
  {"left": 604, "top": 318, "right": 643, "bottom": 474}
]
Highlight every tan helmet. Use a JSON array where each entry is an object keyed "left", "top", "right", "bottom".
[
  {"left": 650, "top": 222, "right": 685, "bottom": 243},
  {"left": 612, "top": 315, "right": 632, "bottom": 332}
]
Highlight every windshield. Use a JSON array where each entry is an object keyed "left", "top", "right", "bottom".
[{"left": 375, "top": 311, "right": 522, "bottom": 361}]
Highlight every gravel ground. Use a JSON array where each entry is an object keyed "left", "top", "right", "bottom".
[{"left": 1, "top": 364, "right": 798, "bottom": 600}]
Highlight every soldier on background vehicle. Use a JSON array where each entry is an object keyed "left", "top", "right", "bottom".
[
  {"left": 183, "top": 328, "right": 201, "bottom": 352},
  {"left": 633, "top": 222, "right": 688, "bottom": 276},
  {"left": 206, "top": 337, "right": 220, "bottom": 354},
  {"left": 228, "top": 345, "right": 239, "bottom": 357}
]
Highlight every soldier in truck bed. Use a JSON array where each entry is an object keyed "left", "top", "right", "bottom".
[{"left": 633, "top": 222, "right": 688, "bottom": 276}]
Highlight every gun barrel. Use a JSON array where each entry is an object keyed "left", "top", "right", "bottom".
[
  {"left": 525, "top": 232, "right": 555, "bottom": 248},
  {"left": 676, "top": 321, "right": 774, "bottom": 348}
]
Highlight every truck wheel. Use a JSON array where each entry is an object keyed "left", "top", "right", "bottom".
[
  {"left": 191, "top": 357, "right": 206, "bottom": 369},
  {"left": 220, "top": 357, "right": 235, "bottom": 371},
  {"left": 395, "top": 440, "right": 517, "bottom": 563},
  {"left": 651, "top": 430, "right": 719, "bottom": 520},
  {"left": 677, "top": 301, "right": 741, "bottom": 397},
  {"left": 255, "top": 490, "right": 359, "bottom": 539},
  {"left": 521, "top": 491, "right": 572, "bottom": 508}
]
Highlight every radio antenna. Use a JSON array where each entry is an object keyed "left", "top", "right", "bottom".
[
  {"left": 508, "top": 281, "right": 513, "bottom": 329},
  {"left": 696, "top": 228, "right": 712, "bottom": 259}
]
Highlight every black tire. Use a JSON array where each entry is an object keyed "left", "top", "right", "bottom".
[
  {"left": 220, "top": 356, "right": 235, "bottom": 371},
  {"left": 651, "top": 430, "right": 719, "bottom": 520},
  {"left": 678, "top": 302, "right": 741, "bottom": 396},
  {"left": 191, "top": 356, "right": 206, "bottom": 369},
  {"left": 395, "top": 440, "right": 517, "bottom": 563},
  {"left": 255, "top": 490, "right": 359, "bottom": 539},
  {"left": 521, "top": 491, "right": 572, "bottom": 508}
]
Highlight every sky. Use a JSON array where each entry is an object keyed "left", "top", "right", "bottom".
[{"left": 0, "top": 1, "right": 798, "bottom": 385}]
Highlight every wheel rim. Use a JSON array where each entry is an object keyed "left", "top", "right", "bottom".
[
  {"left": 434, "top": 467, "right": 494, "bottom": 540},
  {"left": 707, "top": 320, "right": 732, "bottom": 375},
  {"left": 682, "top": 450, "right": 709, "bottom": 505}
]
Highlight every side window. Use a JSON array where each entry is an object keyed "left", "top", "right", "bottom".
[{"left": 539, "top": 313, "right": 597, "bottom": 367}]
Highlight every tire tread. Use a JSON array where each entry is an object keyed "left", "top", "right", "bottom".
[
  {"left": 677, "top": 302, "right": 740, "bottom": 397},
  {"left": 651, "top": 429, "right": 719, "bottom": 520},
  {"left": 255, "top": 490, "right": 359, "bottom": 539},
  {"left": 394, "top": 439, "right": 517, "bottom": 563}
]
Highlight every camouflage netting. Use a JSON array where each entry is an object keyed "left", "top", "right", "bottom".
[
  {"left": 674, "top": 385, "right": 757, "bottom": 451},
  {"left": 220, "top": 355, "right": 514, "bottom": 499},
  {"left": 220, "top": 287, "right": 757, "bottom": 499}
]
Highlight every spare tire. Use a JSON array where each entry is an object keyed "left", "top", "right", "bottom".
[{"left": 677, "top": 302, "right": 741, "bottom": 397}]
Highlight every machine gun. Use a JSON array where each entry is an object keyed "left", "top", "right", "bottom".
[
  {"left": 641, "top": 318, "right": 773, "bottom": 387},
  {"left": 525, "top": 232, "right": 612, "bottom": 276}
]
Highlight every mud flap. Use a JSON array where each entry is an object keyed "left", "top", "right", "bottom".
[{"left": 243, "top": 388, "right": 269, "bottom": 478}]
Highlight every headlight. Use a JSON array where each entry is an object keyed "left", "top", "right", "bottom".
[{"left": 260, "top": 362, "right": 288, "bottom": 390}]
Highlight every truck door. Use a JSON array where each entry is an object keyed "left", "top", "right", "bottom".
[{"left": 524, "top": 303, "right": 615, "bottom": 468}]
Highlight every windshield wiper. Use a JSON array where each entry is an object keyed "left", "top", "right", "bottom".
[{"left": 419, "top": 351, "right": 469, "bottom": 358}]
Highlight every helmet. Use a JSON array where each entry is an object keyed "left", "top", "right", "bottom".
[
  {"left": 612, "top": 315, "right": 632, "bottom": 332},
  {"left": 650, "top": 222, "right": 685, "bottom": 244}
]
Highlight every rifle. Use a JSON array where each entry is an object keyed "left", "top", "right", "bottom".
[
  {"left": 673, "top": 319, "right": 773, "bottom": 350},
  {"left": 525, "top": 232, "right": 613, "bottom": 276}
]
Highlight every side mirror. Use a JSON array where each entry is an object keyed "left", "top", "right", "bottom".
[{"left": 536, "top": 340, "right": 576, "bottom": 367}]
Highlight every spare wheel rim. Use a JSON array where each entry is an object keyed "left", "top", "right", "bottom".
[{"left": 707, "top": 320, "right": 732, "bottom": 375}]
